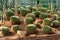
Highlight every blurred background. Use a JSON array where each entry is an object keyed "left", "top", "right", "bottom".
[{"left": 0, "top": 0, "right": 60, "bottom": 11}]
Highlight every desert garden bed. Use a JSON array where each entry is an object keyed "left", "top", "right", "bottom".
[{"left": 0, "top": 5, "right": 60, "bottom": 40}]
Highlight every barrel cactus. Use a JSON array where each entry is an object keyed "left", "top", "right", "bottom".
[
  {"left": 52, "top": 20, "right": 60, "bottom": 28},
  {"left": 26, "top": 24, "right": 38, "bottom": 34},
  {"left": 24, "top": 17, "right": 34, "bottom": 25},
  {"left": 11, "top": 25, "right": 20, "bottom": 32},
  {"left": 32, "top": 11, "right": 41, "bottom": 17},
  {"left": 43, "top": 25, "right": 52, "bottom": 34},
  {"left": 43, "top": 18, "right": 52, "bottom": 25},
  {"left": 2, "top": 27, "right": 9, "bottom": 35},
  {"left": 35, "top": 23, "right": 41, "bottom": 28},
  {"left": 39, "top": 13, "right": 47, "bottom": 19},
  {"left": 6, "top": 10, "right": 14, "bottom": 20},
  {"left": 10, "top": 16, "right": 20, "bottom": 24},
  {"left": 20, "top": 8, "right": 28, "bottom": 16},
  {"left": 26, "top": 13, "right": 36, "bottom": 19}
]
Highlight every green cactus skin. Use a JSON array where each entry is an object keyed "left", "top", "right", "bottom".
[
  {"left": 10, "top": 16, "right": 20, "bottom": 24},
  {"left": 26, "top": 13, "right": 36, "bottom": 19},
  {"left": 52, "top": 20, "right": 60, "bottom": 28},
  {"left": 24, "top": 17, "right": 34, "bottom": 25},
  {"left": 57, "top": 17, "right": 60, "bottom": 22},
  {"left": 6, "top": 10, "right": 14, "bottom": 20},
  {"left": 35, "top": 23, "right": 41, "bottom": 28},
  {"left": 11, "top": 25, "right": 20, "bottom": 32},
  {"left": 33, "top": 11, "right": 41, "bottom": 17},
  {"left": 2, "top": 27, "right": 9, "bottom": 35},
  {"left": 20, "top": 8, "right": 28, "bottom": 16},
  {"left": 43, "top": 18, "right": 52, "bottom": 25},
  {"left": 43, "top": 25, "right": 52, "bottom": 34},
  {"left": 39, "top": 13, "right": 47, "bottom": 19},
  {"left": 26, "top": 24, "right": 38, "bottom": 34}
]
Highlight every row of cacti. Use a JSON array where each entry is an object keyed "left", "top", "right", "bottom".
[
  {"left": 1, "top": 25, "right": 20, "bottom": 36},
  {"left": 0, "top": 5, "right": 60, "bottom": 36}
]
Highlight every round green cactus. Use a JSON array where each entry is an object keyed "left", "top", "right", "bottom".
[
  {"left": 32, "top": 11, "right": 41, "bottom": 17},
  {"left": 39, "top": 13, "right": 47, "bottom": 19},
  {"left": 43, "top": 25, "right": 52, "bottom": 34},
  {"left": 35, "top": 23, "right": 41, "bottom": 28},
  {"left": 6, "top": 9, "right": 14, "bottom": 20},
  {"left": 11, "top": 25, "right": 20, "bottom": 32},
  {"left": 24, "top": 17, "right": 34, "bottom": 25},
  {"left": 20, "top": 8, "right": 28, "bottom": 16},
  {"left": 10, "top": 16, "right": 20, "bottom": 24},
  {"left": 2, "top": 27, "right": 9, "bottom": 35},
  {"left": 43, "top": 18, "right": 52, "bottom": 25},
  {"left": 52, "top": 20, "right": 60, "bottom": 28},
  {"left": 26, "top": 24, "right": 38, "bottom": 34},
  {"left": 26, "top": 13, "right": 36, "bottom": 19}
]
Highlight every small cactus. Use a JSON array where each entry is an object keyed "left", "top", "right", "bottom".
[
  {"left": 43, "top": 25, "right": 52, "bottom": 34},
  {"left": 43, "top": 18, "right": 52, "bottom": 25},
  {"left": 24, "top": 17, "right": 34, "bottom": 25},
  {"left": 6, "top": 9, "right": 14, "bottom": 20},
  {"left": 35, "top": 23, "right": 41, "bottom": 28},
  {"left": 10, "top": 16, "right": 20, "bottom": 24},
  {"left": 2, "top": 27, "right": 9, "bottom": 35},
  {"left": 26, "top": 24, "right": 38, "bottom": 34},
  {"left": 26, "top": 13, "right": 36, "bottom": 19},
  {"left": 32, "top": 11, "right": 41, "bottom": 17},
  {"left": 39, "top": 13, "right": 47, "bottom": 19},
  {"left": 52, "top": 20, "right": 60, "bottom": 28},
  {"left": 11, "top": 25, "right": 20, "bottom": 32}
]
